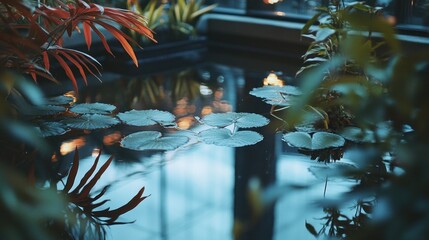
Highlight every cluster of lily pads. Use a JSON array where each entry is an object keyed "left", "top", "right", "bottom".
[
  {"left": 250, "top": 85, "right": 412, "bottom": 154},
  {"left": 30, "top": 94, "right": 271, "bottom": 151}
]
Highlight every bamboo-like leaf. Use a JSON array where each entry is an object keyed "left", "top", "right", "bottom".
[
  {"left": 83, "top": 21, "right": 92, "bottom": 50},
  {"left": 64, "top": 148, "right": 80, "bottom": 192},
  {"left": 52, "top": 53, "right": 78, "bottom": 92},
  {"left": 96, "top": 22, "right": 139, "bottom": 67},
  {"left": 80, "top": 155, "right": 114, "bottom": 197}
]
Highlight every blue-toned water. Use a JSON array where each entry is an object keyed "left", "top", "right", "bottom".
[{"left": 51, "top": 51, "right": 355, "bottom": 240}]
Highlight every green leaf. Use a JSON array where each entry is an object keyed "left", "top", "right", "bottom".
[
  {"left": 302, "top": 12, "right": 322, "bottom": 34},
  {"left": 61, "top": 114, "right": 120, "bottom": 130},
  {"left": 70, "top": 103, "right": 116, "bottom": 114},
  {"left": 308, "top": 162, "right": 356, "bottom": 180},
  {"left": 198, "top": 128, "right": 263, "bottom": 147},
  {"left": 201, "top": 112, "right": 269, "bottom": 128},
  {"left": 305, "top": 221, "right": 318, "bottom": 237},
  {"left": 282, "top": 132, "right": 345, "bottom": 150},
  {"left": 339, "top": 126, "right": 374, "bottom": 143},
  {"left": 26, "top": 105, "right": 66, "bottom": 116},
  {"left": 315, "top": 28, "right": 336, "bottom": 42},
  {"left": 117, "top": 109, "right": 175, "bottom": 127},
  {"left": 121, "top": 131, "right": 189, "bottom": 151},
  {"left": 36, "top": 122, "right": 70, "bottom": 137}
]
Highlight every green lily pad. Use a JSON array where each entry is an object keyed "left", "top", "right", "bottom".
[
  {"left": 117, "top": 109, "right": 175, "bottom": 127},
  {"left": 198, "top": 128, "right": 263, "bottom": 147},
  {"left": 282, "top": 131, "right": 345, "bottom": 150},
  {"left": 121, "top": 131, "right": 189, "bottom": 151},
  {"left": 339, "top": 127, "right": 375, "bottom": 143},
  {"left": 36, "top": 122, "right": 70, "bottom": 137},
  {"left": 70, "top": 103, "right": 116, "bottom": 114},
  {"left": 201, "top": 112, "right": 269, "bottom": 128},
  {"left": 26, "top": 105, "right": 66, "bottom": 116},
  {"left": 308, "top": 162, "right": 356, "bottom": 180},
  {"left": 45, "top": 95, "right": 74, "bottom": 105},
  {"left": 250, "top": 86, "right": 302, "bottom": 99},
  {"left": 61, "top": 114, "right": 120, "bottom": 130}
]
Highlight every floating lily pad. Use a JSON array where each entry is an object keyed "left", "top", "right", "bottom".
[
  {"left": 201, "top": 112, "right": 269, "bottom": 128},
  {"left": 308, "top": 162, "right": 356, "bottom": 180},
  {"left": 198, "top": 128, "right": 263, "bottom": 147},
  {"left": 117, "top": 109, "right": 175, "bottom": 127},
  {"left": 26, "top": 105, "right": 66, "bottom": 116},
  {"left": 61, "top": 114, "right": 120, "bottom": 130},
  {"left": 45, "top": 95, "right": 74, "bottom": 105},
  {"left": 250, "top": 86, "right": 302, "bottom": 99},
  {"left": 70, "top": 103, "right": 116, "bottom": 114},
  {"left": 121, "top": 131, "right": 189, "bottom": 151},
  {"left": 282, "top": 131, "right": 345, "bottom": 150},
  {"left": 36, "top": 122, "right": 70, "bottom": 137},
  {"left": 339, "top": 127, "right": 375, "bottom": 143}
]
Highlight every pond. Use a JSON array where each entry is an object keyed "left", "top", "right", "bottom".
[{"left": 44, "top": 49, "right": 357, "bottom": 240}]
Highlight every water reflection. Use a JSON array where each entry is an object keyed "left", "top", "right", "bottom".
[{"left": 52, "top": 62, "right": 355, "bottom": 239}]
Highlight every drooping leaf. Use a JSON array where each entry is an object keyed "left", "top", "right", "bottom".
[
  {"left": 315, "top": 28, "right": 336, "bottom": 42},
  {"left": 117, "top": 109, "right": 175, "bottom": 126},
  {"left": 305, "top": 221, "right": 318, "bottom": 237},
  {"left": 70, "top": 103, "right": 116, "bottom": 115},
  {"left": 121, "top": 131, "right": 189, "bottom": 151},
  {"left": 201, "top": 112, "right": 269, "bottom": 128},
  {"left": 61, "top": 114, "right": 120, "bottom": 130},
  {"left": 36, "top": 122, "right": 70, "bottom": 137},
  {"left": 45, "top": 95, "right": 74, "bottom": 105},
  {"left": 282, "top": 131, "right": 345, "bottom": 150},
  {"left": 198, "top": 128, "right": 263, "bottom": 147}
]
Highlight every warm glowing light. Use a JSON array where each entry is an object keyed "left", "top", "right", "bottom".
[
  {"left": 60, "top": 137, "right": 86, "bottom": 155},
  {"left": 64, "top": 91, "right": 78, "bottom": 103},
  {"left": 177, "top": 116, "right": 195, "bottom": 130},
  {"left": 103, "top": 131, "right": 122, "bottom": 146},
  {"left": 201, "top": 106, "right": 213, "bottom": 116},
  {"left": 263, "top": 72, "right": 284, "bottom": 86},
  {"left": 92, "top": 148, "right": 101, "bottom": 157},
  {"left": 263, "top": 0, "right": 283, "bottom": 4}
]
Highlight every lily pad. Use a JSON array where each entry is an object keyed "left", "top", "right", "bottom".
[
  {"left": 250, "top": 86, "right": 302, "bottom": 99},
  {"left": 70, "top": 103, "right": 116, "bottom": 114},
  {"left": 339, "top": 127, "right": 375, "bottom": 143},
  {"left": 121, "top": 131, "right": 189, "bottom": 151},
  {"left": 282, "top": 132, "right": 345, "bottom": 150},
  {"left": 45, "top": 95, "right": 74, "bottom": 105},
  {"left": 36, "top": 122, "right": 70, "bottom": 137},
  {"left": 198, "top": 128, "right": 263, "bottom": 147},
  {"left": 117, "top": 109, "right": 175, "bottom": 127},
  {"left": 61, "top": 114, "right": 120, "bottom": 130},
  {"left": 308, "top": 162, "right": 356, "bottom": 180},
  {"left": 26, "top": 105, "right": 66, "bottom": 116},
  {"left": 201, "top": 112, "right": 269, "bottom": 128}
]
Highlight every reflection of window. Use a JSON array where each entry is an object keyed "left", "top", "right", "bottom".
[{"left": 207, "top": 0, "right": 429, "bottom": 30}]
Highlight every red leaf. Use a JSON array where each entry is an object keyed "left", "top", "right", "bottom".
[
  {"left": 96, "top": 21, "right": 139, "bottom": 67},
  {"left": 89, "top": 22, "right": 113, "bottom": 56},
  {"left": 80, "top": 155, "right": 114, "bottom": 197},
  {"left": 83, "top": 21, "right": 92, "bottom": 50},
  {"left": 42, "top": 51, "right": 50, "bottom": 71},
  {"left": 52, "top": 52, "right": 79, "bottom": 92},
  {"left": 58, "top": 50, "right": 88, "bottom": 85},
  {"left": 64, "top": 147, "right": 79, "bottom": 192}
]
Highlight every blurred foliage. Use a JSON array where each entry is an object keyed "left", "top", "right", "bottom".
[
  {"left": 168, "top": 0, "right": 217, "bottom": 37},
  {"left": 282, "top": 0, "right": 429, "bottom": 239}
]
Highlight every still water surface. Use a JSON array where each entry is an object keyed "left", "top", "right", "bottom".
[{"left": 55, "top": 52, "right": 354, "bottom": 240}]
